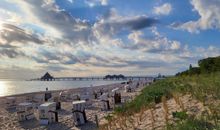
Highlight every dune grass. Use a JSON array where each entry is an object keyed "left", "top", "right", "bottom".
[
  {"left": 113, "top": 72, "right": 220, "bottom": 129},
  {"left": 115, "top": 72, "right": 220, "bottom": 114},
  {"left": 167, "top": 117, "right": 219, "bottom": 130}
]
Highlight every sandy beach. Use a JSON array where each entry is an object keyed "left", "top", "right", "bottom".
[{"left": 0, "top": 80, "right": 150, "bottom": 130}]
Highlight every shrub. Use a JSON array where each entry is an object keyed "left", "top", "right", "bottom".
[{"left": 172, "top": 111, "right": 188, "bottom": 120}]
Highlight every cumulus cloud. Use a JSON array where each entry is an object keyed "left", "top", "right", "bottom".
[
  {"left": 122, "top": 30, "right": 182, "bottom": 53},
  {"left": 7, "top": 0, "right": 93, "bottom": 44},
  {"left": 26, "top": 0, "right": 92, "bottom": 43},
  {"left": 67, "top": 0, "right": 74, "bottom": 3},
  {"left": 85, "top": 0, "right": 108, "bottom": 7},
  {"left": 100, "top": 0, "right": 108, "bottom": 5},
  {"left": 28, "top": 45, "right": 166, "bottom": 70},
  {"left": 153, "top": 3, "right": 172, "bottom": 15},
  {"left": 171, "top": 0, "right": 220, "bottom": 33},
  {"left": 195, "top": 45, "right": 220, "bottom": 58},
  {"left": 0, "top": 0, "right": 219, "bottom": 79}
]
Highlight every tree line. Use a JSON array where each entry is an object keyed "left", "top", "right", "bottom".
[{"left": 176, "top": 56, "right": 220, "bottom": 76}]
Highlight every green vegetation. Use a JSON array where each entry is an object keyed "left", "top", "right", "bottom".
[
  {"left": 199, "top": 56, "right": 220, "bottom": 73},
  {"left": 115, "top": 73, "right": 220, "bottom": 115},
  {"left": 176, "top": 56, "right": 220, "bottom": 76},
  {"left": 104, "top": 114, "right": 113, "bottom": 121},
  {"left": 113, "top": 56, "right": 220, "bottom": 129},
  {"left": 172, "top": 111, "right": 188, "bottom": 120},
  {"left": 167, "top": 117, "right": 217, "bottom": 130},
  {"left": 168, "top": 109, "right": 220, "bottom": 130}
]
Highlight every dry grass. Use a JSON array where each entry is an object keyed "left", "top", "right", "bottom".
[
  {"left": 172, "top": 92, "right": 185, "bottom": 111},
  {"left": 102, "top": 73, "right": 220, "bottom": 129},
  {"left": 150, "top": 108, "right": 155, "bottom": 129},
  {"left": 139, "top": 106, "right": 146, "bottom": 122},
  {"left": 162, "top": 96, "right": 169, "bottom": 123}
]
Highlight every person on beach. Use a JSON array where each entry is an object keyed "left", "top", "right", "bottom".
[
  {"left": 136, "top": 82, "right": 139, "bottom": 88},
  {"left": 93, "top": 91, "right": 97, "bottom": 99},
  {"left": 45, "top": 87, "right": 52, "bottom": 101},
  {"left": 76, "top": 95, "right": 81, "bottom": 100},
  {"left": 100, "top": 88, "right": 104, "bottom": 95}
]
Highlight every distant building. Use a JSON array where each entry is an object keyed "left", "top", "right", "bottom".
[
  {"left": 104, "top": 74, "right": 125, "bottom": 80},
  {"left": 41, "top": 72, "right": 54, "bottom": 81}
]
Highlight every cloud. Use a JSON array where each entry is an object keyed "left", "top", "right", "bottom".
[
  {"left": 0, "top": 48, "right": 22, "bottom": 58},
  {"left": 122, "top": 29, "right": 182, "bottom": 54},
  {"left": 85, "top": 0, "right": 108, "bottom": 7},
  {"left": 0, "top": 66, "right": 43, "bottom": 79},
  {"left": 0, "top": 23, "right": 44, "bottom": 45},
  {"left": 67, "top": 0, "right": 74, "bottom": 3},
  {"left": 28, "top": 46, "right": 166, "bottom": 70},
  {"left": 86, "top": 59, "right": 166, "bottom": 69},
  {"left": 0, "top": 23, "right": 43, "bottom": 58},
  {"left": 29, "top": 47, "right": 110, "bottom": 67},
  {"left": 93, "top": 8, "right": 158, "bottom": 38},
  {"left": 45, "top": 65, "right": 68, "bottom": 72},
  {"left": 124, "top": 60, "right": 167, "bottom": 69},
  {"left": 171, "top": 0, "right": 220, "bottom": 33},
  {"left": 100, "top": 0, "right": 108, "bottom": 5},
  {"left": 195, "top": 45, "right": 220, "bottom": 58},
  {"left": 1, "top": 2, "right": 157, "bottom": 47},
  {"left": 153, "top": 3, "right": 172, "bottom": 15},
  {"left": 8, "top": 0, "right": 93, "bottom": 44},
  {"left": 79, "top": 54, "right": 168, "bottom": 69},
  {"left": 0, "top": 44, "right": 17, "bottom": 49},
  {"left": 29, "top": 0, "right": 92, "bottom": 42},
  {"left": 0, "top": 0, "right": 219, "bottom": 79}
]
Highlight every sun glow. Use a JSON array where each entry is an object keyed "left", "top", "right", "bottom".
[
  {"left": 0, "top": 81, "right": 7, "bottom": 97},
  {"left": 0, "top": 22, "right": 2, "bottom": 31}
]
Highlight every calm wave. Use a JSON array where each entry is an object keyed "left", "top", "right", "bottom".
[{"left": 0, "top": 80, "right": 124, "bottom": 97}]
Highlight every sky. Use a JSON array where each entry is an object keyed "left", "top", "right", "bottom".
[{"left": 0, "top": 0, "right": 219, "bottom": 79}]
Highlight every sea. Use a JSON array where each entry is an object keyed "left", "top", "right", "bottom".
[{"left": 0, "top": 80, "right": 125, "bottom": 97}]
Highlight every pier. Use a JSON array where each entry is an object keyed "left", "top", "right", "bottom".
[{"left": 30, "top": 72, "right": 153, "bottom": 81}]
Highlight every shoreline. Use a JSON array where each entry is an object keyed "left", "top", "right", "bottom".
[
  {"left": 0, "top": 79, "right": 151, "bottom": 130},
  {"left": 0, "top": 82, "right": 123, "bottom": 98}
]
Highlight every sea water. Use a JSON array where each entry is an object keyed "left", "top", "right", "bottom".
[{"left": 0, "top": 80, "right": 124, "bottom": 97}]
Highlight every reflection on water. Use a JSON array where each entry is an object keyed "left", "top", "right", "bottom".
[
  {"left": 0, "top": 81, "right": 7, "bottom": 96},
  {"left": 0, "top": 80, "right": 123, "bottom": 97}
]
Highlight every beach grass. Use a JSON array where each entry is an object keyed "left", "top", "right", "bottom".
[{"left": 113, "top": 72, "right": 220, "bottom": 129}]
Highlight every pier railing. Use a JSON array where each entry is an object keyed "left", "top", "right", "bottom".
[{"left": 30, "top": 76, "right": 154, "bottom": 81}]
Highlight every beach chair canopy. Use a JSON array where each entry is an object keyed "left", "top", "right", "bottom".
[
  {"left": 99, "top": 93, "right": 108, "bottom": 100},
  {"left": 111, "top": 88, "right": 119, "bottom": 92}
]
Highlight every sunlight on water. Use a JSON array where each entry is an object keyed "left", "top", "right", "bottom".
[
  {"left": 0, "top": 81, "right": 7, "bottom": 96},
  {"left": 0, "top": 80, "right": 124, "bottom": 97}
]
